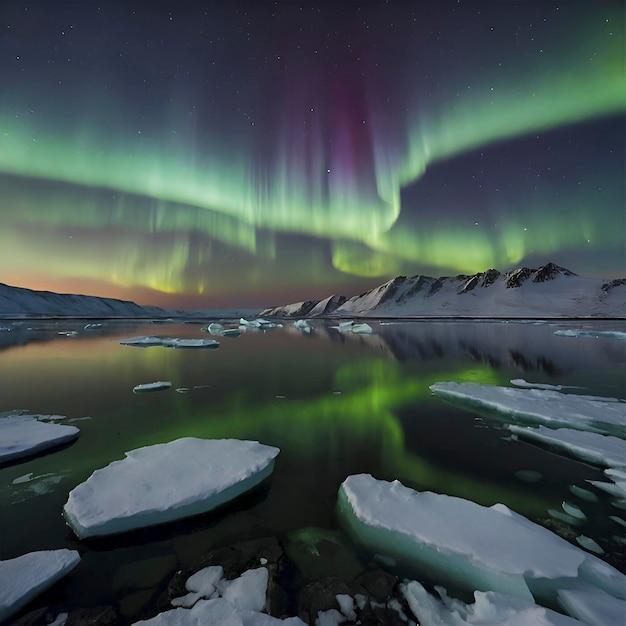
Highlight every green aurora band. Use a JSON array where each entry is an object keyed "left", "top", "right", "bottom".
[{"left": 0, "top": 3, "right": 624, "bottom": 296}]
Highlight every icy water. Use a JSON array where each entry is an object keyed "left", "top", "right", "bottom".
[{"left": 1, "top": 318, "right": 625, "bottom": 622}]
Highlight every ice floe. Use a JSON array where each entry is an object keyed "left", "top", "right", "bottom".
[
  {"left": 337, "top": 474, "right": 626, "bottom": 622},
  {"left": 510, "top": 378, "right": 576, "bottom": 391},
  {"left": 0, "top": 413, "right": 80, "bottom": 464},
  {"left": 351, "top": 323, "right": 373, "bottom": 335},
  {"left": 0, "top": 549, "right": 80, "bottom": 623},
  {"left": 430, "top": 382, "right": 626, "bottom": 437},
  {"left": 239, "top": 318, "right": 282, "bottom": 330},
  {"left": 63, "top": 438, "right": 280, "bottom": 538},
  {"left": 589, "top": 468, "right": 626, "bottom": 501},
  {"left": 508, "top": 425, "right": 626, "bottom": 469},
  {"left": 293, "top": 319, "right": 313, "bottom": 333},
  {"left": 203, "top": 323, "right": 241, "bottom": 337},
  {"left": 120, "top": 336, "right": 220, "bottom": 349},
  {"left": 555, "top": 329, "right": 626, "bottom": 341},
  {"left": 133, "top": 381, "right": 172, "bottom": 393}
]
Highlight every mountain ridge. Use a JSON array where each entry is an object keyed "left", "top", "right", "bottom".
[{"left": 260, "top": 263, "right": 626, "bottom": 319}]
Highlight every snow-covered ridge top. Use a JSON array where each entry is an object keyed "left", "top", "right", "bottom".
[
  {"left": 0, "top": 282, "right": 169, "bottom": 318},
  {"left": 260, "top": 263, "right": 626, "bottom": 319}
]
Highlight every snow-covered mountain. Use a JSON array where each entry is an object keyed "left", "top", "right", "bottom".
[
  {"left": 0, "top": 283, "right": 168, "bottom": 318},
  {"left": 261, "top": 263, "right": 626, "bottom": 318}
]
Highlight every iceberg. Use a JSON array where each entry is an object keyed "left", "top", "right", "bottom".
[
  {"left": 337, "top": 474, "right": 626, "bottom": 618},
  {"left": 508, "top": 425, "right": 626, "bottom": 469},
  {"left": 430, "top": 382, "right": 626, "bottom": 437},
  {"left": 351, "top": 323, "right": 373, "bottom": 335},
  {"left": 133, "top": 381, "right": 172, "bottom": 393},
  {"left": 0, "top": 549, "right": 80, "bottom": 623},
  {"left": 0, "top": 413, "right": 79, "bottom": 463},
  {"left": 63, "top": 438, "right": 280, "bottom": 539}
]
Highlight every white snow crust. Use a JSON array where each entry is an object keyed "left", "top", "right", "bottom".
[
  {"left": 430, "top": 382, "right": 626, "bottom": 437},
  {"left": 0, "top": 549, "right": 80, "bottom": 623},
  {"left": 136, "top": 566, "right": 305, "bottom": 626},
  {"left": 338, "top": 474, "right": 626, "bottom": 620},
  {"left": 0, "top": 414, "right": 80, "bottom": 463},
  {"left": 63, "top": 438, "right": 280, "bottom": 538}
]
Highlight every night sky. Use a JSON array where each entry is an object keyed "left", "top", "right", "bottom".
[{"left": 1, "top": 1, "right": 624, "bottom": 309}]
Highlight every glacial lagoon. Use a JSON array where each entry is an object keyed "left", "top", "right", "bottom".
[{"left": 1, "top": 318, "right": 625, "bottom": 622}]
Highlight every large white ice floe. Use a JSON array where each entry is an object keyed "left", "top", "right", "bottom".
[
  {"left": 0, "top": 413, "right": 80, "bottom": 463},
  {"left": 135, "top": 566, "right": 305, "bottom": 625},
  {"left": 63, "top": 438, "right": 280, "bottom": 539},
  {"left": 429, "top": 382, "right": 626, "bottom": 437},
  {"left": 120, "top": 336, "right": 219, "bottom": 349},
  {"left": 508, "top": 425, "right": 626, "bottom": 469},
  {"left": 337, "top": 474, "right": 626, "bottom": 622},
  {"left": 400, "top": 580, "right": 581, "bottom": 625},
  {"left": 0, "top": 549, "right": 80, "bottom": 623}
]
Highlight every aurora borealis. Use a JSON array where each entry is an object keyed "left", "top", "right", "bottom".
[{"left": 1, "top": 1, "right": 624, "bottom": 308}]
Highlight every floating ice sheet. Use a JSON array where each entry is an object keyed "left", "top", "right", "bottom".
[
  {"left": 508, "top": 425, "right": 626, "bottom": 469},
  {"left": 0, "top": 414, "right": 79, "bottom": 463},
  {"left": 430, "top": 382, "right": 626, "bottom": 437},
  {"left": 0, "top": 549, "right": 80, "bottom": 623},
  {"left": 337, "top": 474, "right": 626, "bottom": 619},
  {"left": 555, "top": 330, "right": 626, "bottom": 341},
  {"left": 120, "top": 336, "right": 219, "bottom": 349},
  {"left": 133, "top": 381, "right": 172, "bottom": 393},
  {"left": 63, "top": 438, "right": 280, "bottom": 538}
]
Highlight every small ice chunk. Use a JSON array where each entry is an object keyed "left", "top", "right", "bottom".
[
  {"left": 561, "top": 502, "right": 586, "bottom": 520},
  {"left": 609, "top": 515, "right": 626, "bottom": 528},
  {"left": 217, "top": 567, "right": 268, "bottom": 613},
  {"left": 351, "top": 323, "right": 373, "bottom": 334},
  {"left": 133, "top": 381, "right": 172, "bottom": 393},
  {"left": 514, "top": 470, "right": 542, "bottom": 483},
  {"left": 221, "top": 328, "right": 241, "bottom": 337},
  {"left": 167, "top": 338, "right": 220, "bottom": 349},
  {"left": 0, "top": 414, "right": 79, "bottom": 463},
  {"left": 186, "top": 565, "right": 224, "bottom": 596},
  {"left": 63, "top": 438, "right": 280, "bottom": 538},
  {"left": 335, "top": 594, "right": 356, "bottom": 620},
  {"left": 207, "top": 323, "right": 225, "bottom": 335},
  {"left": 171, "top": 591, "right": 202, "bottom": 608},
  {"left": 569, "top": 485, "right": 599, "bottom": 502},
  {"left": 315, "top": 608, "right": 343, "bottom": 626},
  {"left": 589, "top": 468, "right": 626, "bottom": 500},
  {"left": 576, "top": 535, "right": 603, "bottom": 555},
  {"left": 120, "top": 335, "right": 165, "bottom": 346},
  {"left": 547, "top": 508, "right": 581, "bottom": 526},
  {"left": 0, "top": 549, "right": 80, "bottom": 623},
  {"left": 12, "top": 473, "right": 34, "bottom": 484}
]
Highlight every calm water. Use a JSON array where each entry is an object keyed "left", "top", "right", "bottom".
[{"left": 1, "top": 319, "right": 625, "bottom": 621}]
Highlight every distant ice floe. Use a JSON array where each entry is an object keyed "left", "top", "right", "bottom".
[
  {"left": 239, "top": 317, "right": 283, "bottom": 330},
  {"left": 331, "top": 320, "right": 374, "bottom": 335},
  {"left": 555, "top": 329, "right": 626, "bottom": 341},
  {"left": 120, "top": 336, "right": 220, "bottom": 349},
  {"left": 338, "top": 474, "right": 626, "bottom": 624},
  {"left": 429, "top": 382, "right": 626, "bottom": 437},
  {"left": 203, "top": 323, "right": 241, "bottom": 337},
  {"left": 0, "top": 413, "right": 80, "bottom": 464},
  {"left": 0, "top": 549, "right": 80, "bottom": 623},
  {"left": 508, "top": 425, "right": 626, "bottom": 469},
  {"left": 133, "top": 381, "right": 172, "bottom": 393},
  {"left": 63, "top": 438, "right": 280, "bottom": 539}
]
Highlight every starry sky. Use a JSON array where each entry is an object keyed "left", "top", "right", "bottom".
[{"left": 1, "top": 1, "right": 624, "bottom": 309}]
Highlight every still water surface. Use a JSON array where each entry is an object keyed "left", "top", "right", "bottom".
[{"left": 1, "top": 319, "right": 625, "bottom": 620}]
